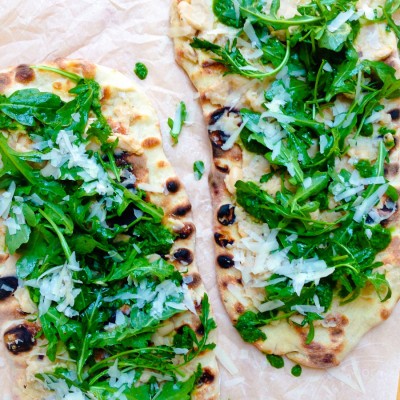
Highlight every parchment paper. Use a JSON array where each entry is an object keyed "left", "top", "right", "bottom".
[{"left": 0, "top": 1, "right": 399, "bottom": 399}]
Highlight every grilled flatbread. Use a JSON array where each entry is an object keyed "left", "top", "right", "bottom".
[
  {"left": 171, "top": 0, "right": 400, "bottom": 368},
  {"left": 0, "top": 59, "right": 219, "bottom": 398}
]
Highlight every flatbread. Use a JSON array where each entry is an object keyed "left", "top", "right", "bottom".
[
  {"left": 0, "top": 59, "right": 219, "bottom": 398},
  {"left": 171, "top": 0, "right": 400, "bottom": 368}
]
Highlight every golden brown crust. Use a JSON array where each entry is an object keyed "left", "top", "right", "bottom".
[
  {"left": 0, "top": 59, "right": 219, "bottom": 399},
  {"left": 171, "top": 0, "right": 400, "bottom": 369}
]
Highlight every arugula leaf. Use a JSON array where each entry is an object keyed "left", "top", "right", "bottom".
[
  {"left": 89, "top": 383, "right": 151, "bottom": 400},
  {"left": 173, "top": 325, "right": 196, "bottom": 350},
  {"left": 70, "top": 234, "right": 109, "bottom": 255},
  {"left": 156, "top": 366, "right": 201, "bottom": 400},
  {"left": 133, "top": 221, "right": 175, "bottom": 256},
  {"left": 16, "top": 226, "right": 61, "bottom": 279},
  {"left": 103, "top": 257, "right": 175, "bottom": 282},
  {"left": 168, "top": 101, "right": 187, "bottom": 144},
  {"left": 76, "top": 295, "right": 103, "bottom": 381},
  {"left": 173, "top": 294, "right": 217, "bottom": 367},
  {"left": 290, "top": 172, "right": 329, "bottom": 206},
  {"left": 235, "top": 311, "right": 267, "bottom": 343},
  {"left": 0, "top": 89, "right": 62, "bottom": 126},
  {"left": 191, "top": 36, "right": 290, "bottom": 80},
  {"left": 43, "top": 203, "right": 74, "bottom": 234},
  {"left": 383, "top": 0, "right": 400, "bottom": 47},
  {"left": 367, "top": 273, "right": 392, "bottom": 302},
  {"left": 5, "top": 223, "right": 31, "bottom": 254},
  {"left": 239, "top": 2, "right": 323, "bottom": 29},
  {"left": 213, "top": 0, "right": 245, "bottom": 28},
  {"left": 130, "top": 258, "right": 176, "bottom": 281},
  {"left": 300, "top": 312, "right": 323, "bottom": 344},
  {"left": 121, "top": 187, "right": 164, "bottom": 223},
  {"left": 266, "top": 144, "right": 304, "bottom": 184},
  {"left": 0, "top": 134, "right": 38, "bottom": 184}
]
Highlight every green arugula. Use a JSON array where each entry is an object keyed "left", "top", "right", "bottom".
[
  {"left": 191, "top": 36, "right": 290, "bottom": 79},
  {"left": 172, "top": 294, "right": 217, "bottom": 367}
]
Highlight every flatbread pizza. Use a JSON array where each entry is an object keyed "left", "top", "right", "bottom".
[
  {"left": 0, "top": 59, "right": 219, "bottom": 399},
  {"left": 171, "top": 0, "right": 400, "bottom": 368}
]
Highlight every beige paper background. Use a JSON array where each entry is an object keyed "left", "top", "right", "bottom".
[{"left": 0, "top": 1, "right": 399, "bottom": 399}]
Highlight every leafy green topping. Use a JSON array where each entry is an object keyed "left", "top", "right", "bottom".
[
  {"left": 134, "top": 62, "right": 149, "bottom": 80},
  {"left": 168, "top": 101, "right": 187, "bottom": 144},
  {"left": 173, "top": 294, "right": 217, "bottom": 365},
  {"left": 382, "top": 0, "right": 400, "bottom": 46},
  {"left": 193, "top": 160, "right": 205, "bottom": 180}
]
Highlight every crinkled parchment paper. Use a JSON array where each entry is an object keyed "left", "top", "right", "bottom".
[{"left": 0, "top": 1, "right": 399, "bottom": 399}]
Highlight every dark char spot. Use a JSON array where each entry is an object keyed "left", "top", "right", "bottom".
[
  {"left": 208, "top": 107, "right": 240, "bottom": 148},
  {"left": 176, "top": 223, "right": 195, "bottom": 239},
  {"left": 108, "top": 203, "right": 137, "bottom": 227},
  {"left": 214, "top": 232, "right": 234, "bottom": 248},
  {"left": 389, "top": 109, "right": 400, "bottom": 120},
  {"left": 166, "top": 178, "right": 180, "bottom": 193},
  {"left": 196, "top": 324, "right": 205, "bottom": 336},
  {"left": 172, "top": 204, "right": 192, "bottom": 217},
  {"left": 4, "top": 325, "right": 36, "bottom": 354},
  {"left": 173, "top": 248, "right": 194, "bottom": 265},
  {"left": 217, "top": 255, "right": 234, "bottom": 268},
  {"left": 197, "top": 368, "right": 215, "bottom": 386},
  {"left": 217, "top": 204, "right": 236, "bottom": 226},
  {"left": 188, "top": 273, "right": 201, "bottom": 289},
  {"left": 15, "top": 64, "right": 35, "bottom": 84},
  {"left": 215, "top": 162, "right": 230, "bottom": 173},
  {"left": 0, "top": 276, "right": 18, "bottom": 300}
]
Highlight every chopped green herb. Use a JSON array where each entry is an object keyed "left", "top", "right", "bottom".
[
  {"left": 193, "top": 160, "right": 205, "bottom": 180},
  {"left": 168, "top": 101, "right": 187, "bottom": 144},
  {"left": 134, "top": 62, "right": 148, "bottom": 80},
  {"left": 291, "top": 364, "right": 302, "bottom": 377},
  {"left": 266, "top": 354, "right": 284, "bottom": 369}
]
